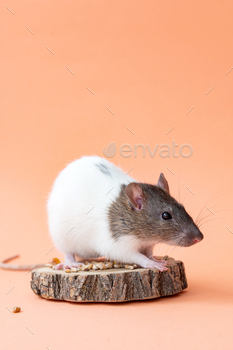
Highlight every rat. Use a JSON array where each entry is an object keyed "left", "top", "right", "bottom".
[
  {"left": 0, "top": 156, "right": 203, "bottom": 271},
  {"left": 47, "top": 156, "right": 203, "bottom": 271}
]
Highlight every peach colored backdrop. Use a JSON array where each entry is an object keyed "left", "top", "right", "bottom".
[{"left": 1, "top": 1, "right": 233, "bottom": 349}]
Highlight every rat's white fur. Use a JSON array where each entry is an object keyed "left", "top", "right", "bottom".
[{"left": 47, "top": 156, "right": 167, "bottom": 270}]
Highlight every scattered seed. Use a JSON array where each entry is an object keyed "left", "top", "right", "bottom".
[
  {"left": 114, "top": 263, "right": 124, "bottom": 268},
  {"left": 96, "top": 263, "right": 105, "bottom": 269},
  {"left": 71, "top": 268, "right": 78, "bottom": 272},
  {"left": 125, "top": 265, "right": 134, "bottom": 270},
  {"left": 81, "top": 265, "right": 91, "bottom": 271},
  {"left": 86, "top": 264, "right": 93, "bottom": 269},
  {"left": 105, "top": 262, "right": 114, "bottom": 269},
  {"left": 12, "top": 307, "right": 21, "bottom": 313},
  {"left": 44, "top": 263, "right": 53, "bottom": 268},
  {"left": 45, "top": 258, "right": 165, "bottom": 272},
  {"left": 125, "top": 264, "right": 138, "bottom": 270},
  {"left": 49, "top": 258, "right": 60, "bottom": 265}
]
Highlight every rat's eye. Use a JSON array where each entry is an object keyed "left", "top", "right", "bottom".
[{"left": 162, "top": 212, "right": 172, "bottom": 220}]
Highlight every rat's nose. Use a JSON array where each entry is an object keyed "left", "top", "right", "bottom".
[
  {"left": 193, "top": 229, "right": 204, "bottom": 244},
  {"left": 193, "top": 232, "right": 204, "bottom": 244}
]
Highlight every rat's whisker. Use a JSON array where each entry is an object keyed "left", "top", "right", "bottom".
[
  {"left": 198, "top": 217, "right": 225, "bottom": 228},
  {"left": 170, "top": 245, "right": 179, "bottom": 257},
  {"left": 197, "top": 212, "right": 213, "bottom": 226},
  {"left": 196, "top": 206, "right": 223, "bottom": 225},
  {"left": 166, "top": 238, "right": 182, "bottom": 257},
  {"left": 195, "top": 189, "right": 224, "bottom": 224},
  {"left": 163, "top": 242, "right": 171, "bottom": 256},
  {"left": 178, "top": 172, "right": 182, "bottom": 202},
  {"left": 178, "top": 176, "right": 190, "bottom": 204},
  {"left": 199, "top": 216, "right": 222, "bottom": 226},
  {"left": 173, "top": 245, "right": 181, "bottom": 259},
  {"left": 196, "top": 206, "right": 212, "bottom": 225},
  {"left": 196, "top": 201, "right": 213, "bottom": 224},
  {"left": 197, "top": 208, "right": 231, "bottom": 227}
]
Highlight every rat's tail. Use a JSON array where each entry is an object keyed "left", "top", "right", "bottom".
[{"left": 0, "top": 255, "right": 44, "bottom": 271}]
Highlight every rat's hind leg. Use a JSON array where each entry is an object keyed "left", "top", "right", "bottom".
[{"left": 54, "top": 253, "right": 84, "bottom": 270}]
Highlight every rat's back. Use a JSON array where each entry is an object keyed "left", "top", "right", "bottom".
[{"left": 47, "top": 156, "right": 134, "bottom": 257}]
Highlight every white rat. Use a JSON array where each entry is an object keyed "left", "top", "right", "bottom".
[{"left": 46, "top": 156, "right": 203, "bottom": 271}]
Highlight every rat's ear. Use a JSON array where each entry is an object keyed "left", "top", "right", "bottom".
[
  {"left": 125, "top": 183, "right": 145, "bottom": 210},
  {"left": 157, "top": 173, "right": 170, "bottom": 194}
]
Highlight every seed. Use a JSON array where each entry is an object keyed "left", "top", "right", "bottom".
[
  {"left": 49, "top": 258, "right": 60, "bottom": 265},
  {"left": 114, "top": 263, "right": 124, "bottom": 268},
  {"left": 86, "top": 264, "right": 93, "bottom": 269},
  {"left": 96, "top": 262, "right": 109, "bottom": 270},
  {"left": 105, "top": 262, "right": 114, "bottom": 269},
  {"left": 96, "top": 263, "right": 104, "bottom": 269},
  {"left": 71, "top": 268, "right": 78, "bottom": 272},
  {"left": 12, "top": 307, "right": 21, "bottom": 313},
  {"left": 82, "top": 265, "right": 91, "bottom": 271},
  {"left": 44, "top": 263, "right": 52, "bottom": 268},
  {"left": 61, "top": 260, "right": 141, "bottom": 272},
  {"left": 100, "top": 264, "right": 108, "bottom": 270},
  {"left": 125, "top": 265, "right": 134, "bottom": 270}
]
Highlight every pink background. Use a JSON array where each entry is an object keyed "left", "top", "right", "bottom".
[{"left": 1, "top": 1, "right": 233, "bottom": 349}]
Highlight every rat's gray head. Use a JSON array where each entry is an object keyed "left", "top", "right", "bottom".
[{"left": 109, "top": 173, "right": 204, "bottom": 247}]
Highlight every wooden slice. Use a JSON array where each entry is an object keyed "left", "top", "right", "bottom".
[{"left": 30, "top": 257, "right": 188, "bottom": 302}]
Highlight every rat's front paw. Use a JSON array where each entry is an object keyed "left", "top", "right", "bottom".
[
  {"left": 143, "top": 258, "right": 168, "bottom": 272},
  {"left": 54, "top": 262, "right": 84, "bottom": 271}
]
